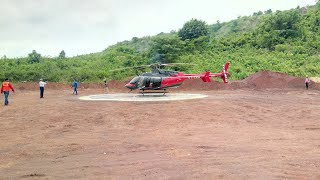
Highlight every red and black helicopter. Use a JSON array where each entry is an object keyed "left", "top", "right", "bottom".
[{"left": 124, "top": 62, "right": 230, "bottom": 93}]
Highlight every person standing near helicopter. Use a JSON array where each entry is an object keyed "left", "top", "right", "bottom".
[
  {"left": 1, "top": 78, "right": 15, "bottom": 105},
  {"left": 39, "top": 79, "right": 47, "bottom": 98},
  {"left": 104, "top": 80, "right": 109, "bottom": 93},
  {"left": 305, "top": 76, "right": 310, "bottom": 90},
  {"left": 72, "top": 79, "right": 78, "bottom": 95}
]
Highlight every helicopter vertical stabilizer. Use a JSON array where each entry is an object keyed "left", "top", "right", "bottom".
[{"left": 223, "top": 62, "right": 230, "bottom": 71}]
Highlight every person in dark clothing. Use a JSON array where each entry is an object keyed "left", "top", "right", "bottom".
[{"left": 72, "top": 80, "right": 78, "bottom": 95}]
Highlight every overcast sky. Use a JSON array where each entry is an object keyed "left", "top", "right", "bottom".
[{"left": 0, "top": 0, "right": 316, "bottom": 58}]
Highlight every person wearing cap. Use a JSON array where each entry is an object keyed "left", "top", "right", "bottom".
[
  {"left": 39, "top": 79, "right": 47, "bottom": 98},
  {"left": 1, "top": 78, "right": 15, "bottom": 105}
]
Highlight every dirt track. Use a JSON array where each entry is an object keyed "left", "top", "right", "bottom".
[{"left": 1, "top": 72, "right": 320, "bottom": 179}]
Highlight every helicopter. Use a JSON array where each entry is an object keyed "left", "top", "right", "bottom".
[{"left": 123, "top": 62, "right": 230, "bottom": 94}]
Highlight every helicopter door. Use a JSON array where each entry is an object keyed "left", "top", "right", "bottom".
[
  {"left": 138, "top": 77, "right": 145, "bottom": 88},
  {"left": 151, "top": 77, "right": 162, "bottom": 88},
  {"left": 144, "top": 77, "right": 151, "bottom": 87}
]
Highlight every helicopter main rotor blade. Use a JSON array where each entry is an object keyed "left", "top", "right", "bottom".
[
  {"left": 155, "top": 63, "right": 197, "bottom": 68},
  {"left": 110, "top": 62, "right": 197, "bottom": 72},
  {"left": 109, "top": 65, "right": 148, "bottom": 72}
]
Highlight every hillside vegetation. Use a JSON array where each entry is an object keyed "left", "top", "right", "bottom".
[{"left": 1, "top": 3, "right": 320, "bottom": 83}]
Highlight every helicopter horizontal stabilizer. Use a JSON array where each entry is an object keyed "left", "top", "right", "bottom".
[{"left": 201, "top": 72, "right": 211, "bottom": 82}]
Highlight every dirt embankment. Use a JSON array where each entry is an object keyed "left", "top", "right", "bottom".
[
  {"left": 240, "top": 71, "right": 319, "bottom": 89},
  {"left": 13, "top": 71, "right": 320, "bottom": 91}
]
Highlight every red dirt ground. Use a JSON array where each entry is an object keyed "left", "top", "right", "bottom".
[{"left": 1, "top": 71, "right": 320, "bottom": 179}]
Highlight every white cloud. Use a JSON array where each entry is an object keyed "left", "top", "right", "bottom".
[{"left": 0, "top": 0, "right": 316, "bottom": 57}]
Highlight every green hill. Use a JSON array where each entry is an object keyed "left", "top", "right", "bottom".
[{"left": 1, "top": 3, "right": 320, "bottom": 82}]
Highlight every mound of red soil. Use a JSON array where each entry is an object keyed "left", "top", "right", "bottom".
[
  {"left": 12, "top": 71, "right": 319, "bottom": 91},
  {"left": 239, "top": 71, "right": 310, "bottom": 89}
]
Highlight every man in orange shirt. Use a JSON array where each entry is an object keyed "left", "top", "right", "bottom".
[{"left": 1, "top": 78, "right": 15, "bottom": 105}]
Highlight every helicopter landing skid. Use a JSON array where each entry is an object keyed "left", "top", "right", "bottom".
[{"left": 140, "top": 89, "right": 167, "bottom": 96}]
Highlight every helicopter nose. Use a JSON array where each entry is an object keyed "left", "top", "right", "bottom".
[{"left": 125, "top": 83, "right": 136, "bottom": 89}]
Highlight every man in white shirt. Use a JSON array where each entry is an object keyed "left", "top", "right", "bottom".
[{"left": 39, "top": 79, "right": 47, "bottom": 98}]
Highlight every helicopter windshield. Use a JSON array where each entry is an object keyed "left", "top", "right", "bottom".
[{"left": 129, "top": 77, "right": 140, "bottom": 84}]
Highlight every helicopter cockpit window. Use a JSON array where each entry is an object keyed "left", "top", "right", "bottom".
[{"left": 129, "top": 77, "right": 140, "bottom": 84}]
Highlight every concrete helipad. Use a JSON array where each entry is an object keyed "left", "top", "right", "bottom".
[{"left": 79, "top": 93, "right": 208, "bottom": 102}]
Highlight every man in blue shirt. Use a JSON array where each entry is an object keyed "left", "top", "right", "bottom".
[{"left": 72, "top": 80, "right": 78, "bottom": 95}]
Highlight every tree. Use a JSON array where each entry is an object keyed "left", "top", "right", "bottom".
[
  {"left": 230, "top": 20, "right": 240, "bottom": 33},
  {"left": 253, "top": 11, "right": 263, "bottom": 16},
  {"left": 28, "top": 50, "right": 41, "bottom": 63},
  {"left": 255, "top": 10, "right": 302, "bottom": 50},
  {"left": 131, "top": 37, "right": 139, "bottom": 43},
  {"left": 211, "top": 20, "right": 222, "bottom": 32},
  {"left": 178, "top": 19, "right": 209, "bottom": 40},
  {"left": 149, "top": 36, "right": 185, "bottom": 63},
  {"left": 58, "top": 50, "right": 66, "bottom": 59},
  {"left": 264, "top": 9, "right": 272, "bottom": 14}
]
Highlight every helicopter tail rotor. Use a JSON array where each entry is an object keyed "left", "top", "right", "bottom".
[{"left": 221, "top": 62, "right": 230, "bottom": 83}]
